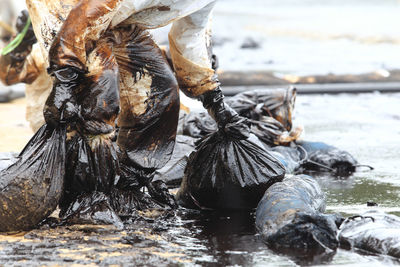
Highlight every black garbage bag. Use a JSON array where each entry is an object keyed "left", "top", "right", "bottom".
[
  {"left": 181, "top": 109, "right": 300, "bottom": 146},
  {"left": 153, "top": 135, "right": 197, "bottom": 187},
  {"left": 250, "top": 117, "right": 302, "bottom": 146},
  {"left": 0, "top": 125, "right": 65, "bottom": 232},
  {"left": 256, "top": 175, "right": 341, "bottom": 257},
  {"left": 180, "top": 87, "right": 301, "bottom": 146},
  {"left": 61, "top": 191, "right": 124, "bottom": 229},
  {"left": 338, "top": 211, "right": 400, "bottom": 258},
  {"left": 225, "top": 87, "right": 296, "bottom": 131},
  {"left": 226, "top": 87, "right": 303, "bottom": 146},
  {"left": 155, "top": 133, "right": 303, "bottom": 188},
  {"left": 176, "top": 118, "right": 286, "bottom": 210},
  {"left": 59, "top": 133, "right": 120, "bottom": 215},
  {"left": 182, "top": 111, "right": 216, "bottom": 138},
  {"left": 265, "top": 145, "right": 304, "bottom": 174},
  {"left": 60, "top": 132, "right": 175, "bottom": 223},
  {"left": 297, "top": 141, "right": 359, "bottom": 175}
]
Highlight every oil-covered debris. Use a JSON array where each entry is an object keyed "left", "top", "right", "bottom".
[
  {"left": 181, "top": 87, "right": 301, "bottom": 146},
  {"left": 10, "top": 10, "right": 37, "bottom": 54},
  {"left": 338, "top": 211, "right": 400, "bottom": 258},
  {"left": 155, "top": 87, "right": 361, "bottom": 189},
  {"left": 0, "top": 125, "right": 65, "bottom": 232},
  {"left": 297, "top": 141, "right": 358, "bottom": 175},
  {"left": 60, "top": 133, "right": 120, "bottom": 215},
  {"left": 0, "top": 18, "right": 183, "bottom": 231},
  {"left": 225, "top": 87, "right": 296, "bottom": 132},
  {"left": 45, "top": 23, "right": 181, "bottom": 227},
  {"left": 114, "top": 26, "right": 180, "bottom": 177},
  {"left": 59, "top": 130, "right": 176, "bottom": 226},
  {"left": 153, "top": 135, "right": 197, "bottom": 187},
  {"left": 1, "top": 10, "right": 36, "bottom": 60},
  {"left": 256, "top": 175, "right": 341, "bottom": 257},
  {"left": 0, "top": 10, "right": 40, "bottom": 88},
  {"left": 60, "top": 191, "right": 124, "bottom": 229},
  {"left": 176, "top": 116, "right": 286, "bottom": 210},
  {"left": 264, "top": 145, "right": 304, "bottom": 174},
  {"left": 147, "top": 180, "right": 178, "bottom": 209},
  {"left": 225, "top": 87, "right": 302, "bottom": 147}
]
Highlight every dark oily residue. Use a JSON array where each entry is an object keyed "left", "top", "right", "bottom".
[{"left": 1, "top": 94, "right": 400, "bottom": 265}]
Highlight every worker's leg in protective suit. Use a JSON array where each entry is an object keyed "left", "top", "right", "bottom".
[
  {"left": 112, "top": 25, "right": 180, "bottom": 190},
  {"left": 168, "top": 2, "right": 245, "bottom": 134},
  {"left": 169, "top": 2, "right": 218, "bottom": 98}
]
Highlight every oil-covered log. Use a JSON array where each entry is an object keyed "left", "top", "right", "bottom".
[{"left": 256, "top": 175, "right": 340, "bottom": 255}]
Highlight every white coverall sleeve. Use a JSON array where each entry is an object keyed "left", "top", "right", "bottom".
[
  {"left": 111, "top": 0, "right": 217, "bottom": 29},
  {"left": 111, "top": 0, "right": 219, "bottom": 97},
  {"left": 47, "top": 0, "right": 218, "bottom": 97}
]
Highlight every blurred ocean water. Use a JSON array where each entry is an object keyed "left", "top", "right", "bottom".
[
  {"left": 5, "top": 0, "right": 400, "bottom": 77},
  {"left": 213, "top": 0, "right": 400, "bottom": 75}
]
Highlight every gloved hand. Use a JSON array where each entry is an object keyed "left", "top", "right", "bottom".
[
  {"left": 4, "top": 10, "right": 37, "bottom": 63},
  {"left": 10, "top": 10, "right": 37, "bottom": 58},
  {"left": 199, "top": 87, "right": 251, "bottom": 139},
  {"left": 44, "top": 67, "right": 82, "bottom": 127},
  {"left": 15, "top": 10, "right": 36, "bottom": 47}
]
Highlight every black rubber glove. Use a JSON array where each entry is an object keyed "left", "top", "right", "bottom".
[
  {"left": 199, "top": 87, "right": 251, "bottom": 139},
  {"left": 44, "top": 67, "right": 82, "bottom": 127}
]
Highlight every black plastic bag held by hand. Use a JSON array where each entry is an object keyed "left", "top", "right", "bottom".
[
  {"left": 0, "top": 125, "right": 66, "bottom": 232},
  {"left": 59, "top": 133, "right": 120, "bottom": 215},
  {"left": 176, "top": 88, "right": 285, "bottom": 210},
  {"left": 199, "top": 87, "right": 250, "bottom": 138},
  {"left": 44, "top": 68, "right": 82, "bottom": 127}
]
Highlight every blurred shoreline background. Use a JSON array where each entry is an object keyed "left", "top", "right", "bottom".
[
  {"left": 212, "top": 0, "right": 400, "bottom": 76},
  {"left": 2, "top": 0, "right": 400, "bottom": 84}
]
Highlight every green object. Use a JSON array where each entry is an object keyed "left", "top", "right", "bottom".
[{"left": 1, "top": 17, "right": 31, "bottom": 56}]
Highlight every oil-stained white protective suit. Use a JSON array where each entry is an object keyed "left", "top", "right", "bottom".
[
  {"left": 28, "top": 0, "right": 219, "bottom": 97},
  {"left": 2, "top": 0, "right": 219, "bottom": 131}
]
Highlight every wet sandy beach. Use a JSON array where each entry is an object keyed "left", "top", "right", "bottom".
[
  {"left": 0, "top": 91, "right": 399, "bottom": 266},
  {"left": 0, "top": 0, "right": 399, "bottom": 265},
  {"left": 0, "top": 98, "right": 32, "bottom": 152}
]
